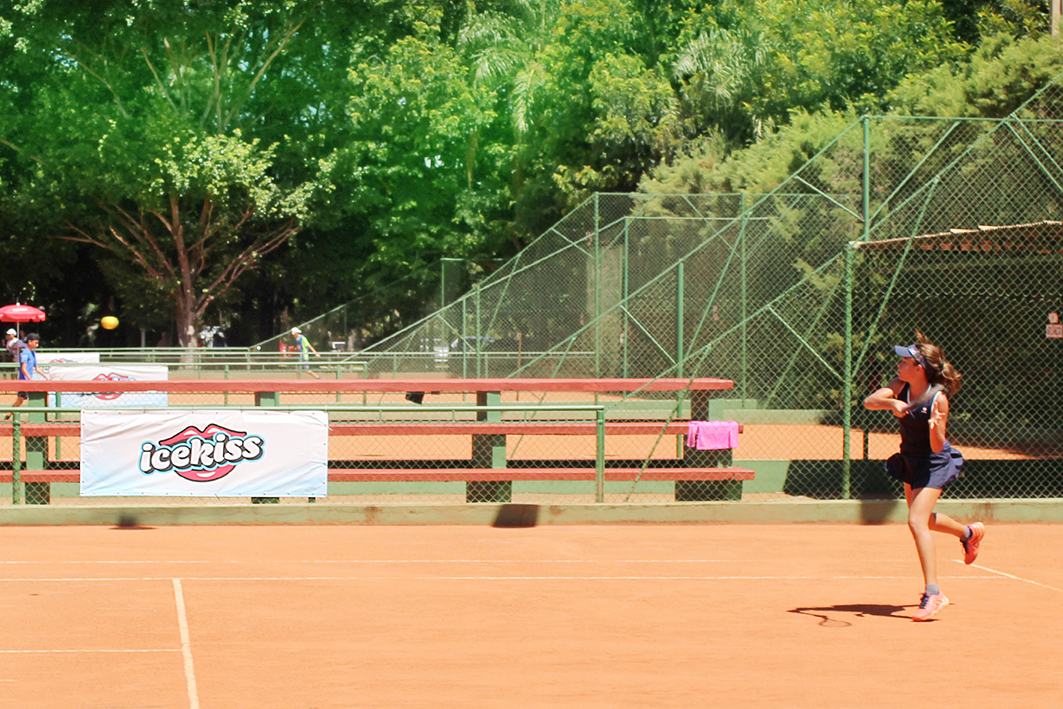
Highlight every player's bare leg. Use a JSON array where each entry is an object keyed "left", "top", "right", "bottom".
[
  {"left": 906, "top": 484, "right": 951, "bottom": 620},
  {"left": 906, "top": 484, "right": 941, "bottom": 587}
]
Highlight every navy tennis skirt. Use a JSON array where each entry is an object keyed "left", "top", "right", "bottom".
[{"left": 884, "top": 447, "right": 964, "bottom": 490}]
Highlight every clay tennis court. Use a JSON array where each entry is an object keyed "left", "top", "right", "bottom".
[{"left": 0, "top": 522, "right": 1059, "bottom": 708}]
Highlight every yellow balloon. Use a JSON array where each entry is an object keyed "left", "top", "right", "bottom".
[{"left": 101, "top": 316, "right": 119, "bottom": 330}]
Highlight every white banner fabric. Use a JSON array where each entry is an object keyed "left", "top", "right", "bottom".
[
  {"left": 36, "top": 353, "right": 101, "bottom": 365},
  {"left": 45, "top": 365, "right": 169, "bottom": 408},
  {"left": 80, "top": 409, "right": 328, "bottom": 497}
]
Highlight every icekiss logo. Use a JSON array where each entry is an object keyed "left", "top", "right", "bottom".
[
  {"left": 139, "top": 424, "right": 264, "bottom": 482},
  {"left": 93, "top": 372, "right": 132, "bottom": 400}
]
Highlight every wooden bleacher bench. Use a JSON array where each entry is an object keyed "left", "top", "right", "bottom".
[
  {"left": 0, "top": 420, "right": 736, "bottom": 436},
  {"left": 0, "top": 377, "right": 750, "bottom": 503},
  {"left": 326, "top": 467, "right": 753, "bottom": 482},
  {"left": 0, "top": 470, "right": 79, "bottom": 484},
  {"left": 0, "top": 467, "right": 754, "bottom": 485},
  {"left": 0, "top": 423, "right": 80, "bottom": 437},
  {"left": 327, "top": 421, "right": 736, "bottom": 436}
]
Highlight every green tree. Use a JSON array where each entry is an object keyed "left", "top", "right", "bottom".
[
  {"left": 328, "top": 32, "right": 512, "bottom": 298},
  {"left": 507, "top": 0, "right": 681, "bottom": 228},
  {"left": 888, "top": 34, "right": 1063, "bottom": 118},
  {"left": 0, "top": 1, "right": 332, "bottom": 345},
  {"left": 667, "top": 0, "right": 966, "bottom": 146},
  {"left": 959, "top": 0, "right": 1054, "bottom": 40},
  {"left": 55, "top": 127, "right": 312, "bottom": 346}
]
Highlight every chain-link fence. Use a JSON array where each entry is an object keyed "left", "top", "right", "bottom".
[
  {"left": 254, "top": 257, "right": 496, "bottom": 361},
  {"left": 353, "top": 74, "right": 1063, "bottom": 503},
  {"left": 4, "top": 76, "right": 1063, "bottom": 507}
]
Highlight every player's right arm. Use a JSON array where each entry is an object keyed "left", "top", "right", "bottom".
[{"left": 863, "top": 378, "right": 906, "bottom": 417}]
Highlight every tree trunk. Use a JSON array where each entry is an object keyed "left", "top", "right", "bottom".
[{"left": 175, "top": 292, "right": 198, "bottom": 349}]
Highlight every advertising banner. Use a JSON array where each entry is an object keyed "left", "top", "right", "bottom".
[
  {"left": 36, "top": 352, "right": 101, "bottom": 366},
  {"left": 44, "top": 364, "right": 168, "bottom": 408},
  {"left": 81, "top": 409, "right": 328, "bottom": 497}
]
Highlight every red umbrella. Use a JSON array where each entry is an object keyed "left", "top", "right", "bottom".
[
  {"left": 0, "top": 304, "right": 46, "bottom": 338},
  {"left": 0, "top": 303, "right": 46, "bottom": 323}
]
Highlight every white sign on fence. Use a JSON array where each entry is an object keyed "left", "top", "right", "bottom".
[
  {"left": 80, "top": 409, "right": 328, "bottom": 497},
  {"left": 44, "top": 364, "right": 169, "bottom": 408},
  {"left": 36, "top": 353, "right": 101, "bottom": 365}
]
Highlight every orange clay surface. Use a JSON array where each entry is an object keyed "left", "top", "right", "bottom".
[
  {"left": 2, "top": 418, "right": 1043, "bottom": 464},
  {"left": 0, "top": 523, "right": 1060, "bottom": 709}
]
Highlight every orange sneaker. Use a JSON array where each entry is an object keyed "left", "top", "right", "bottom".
[
  {"left": 912, "top": 592, "right": 949, "bottom": 622},
  {"left": 962, "top": 522, "right": 985, "bottom": 565}
]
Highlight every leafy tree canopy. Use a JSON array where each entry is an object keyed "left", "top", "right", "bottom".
[{"left": 0, "top": 0, "right": 1059, "bottom": 346}]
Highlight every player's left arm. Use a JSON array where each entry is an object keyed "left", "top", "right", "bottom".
[{"left": 928, "top": 392, "right": 948, "bottom": 452}]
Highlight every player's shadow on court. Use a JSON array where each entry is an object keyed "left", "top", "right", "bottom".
[
  {"left": 111, "top": 513, "right": 155, "bottom": 530},
  {"left": 789, "top": 603, "right": 910, "bottom": 627}
]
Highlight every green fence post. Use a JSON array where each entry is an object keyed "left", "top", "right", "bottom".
[
  {"left": 840, "top": 117, "right": 872, "bottom": 500},
  {"left": 470, "top": 392, "right": 510, "bottom": 503},
  {"left": 622, "top": 217, "right": 630, "bottom": 377},
  {"left": 11, "top": 417, "right": 20, "bottom": 505},
  {"left": 676, "top": 261, "right": 684, "bottom": 378},
  {"left": 25, "top": 391, "right": 49, "bottom": 504},
  {"left": 54, "top": 392, "right": 62, "bottom": 460},
  {"left": 595, "top": 408, "right": 605, "bottom": 503},
  {"left": 461, "top": 297, "right": 468, "bottom": 380},
  {"left": 842, "top": 248, "right": 856, "bottom": 501},
  {"left": 252, "top": 391, "right": 280, "bottom": 504},
  {"left": 594, "top": 192, "right": 601, "bottom": 378},
  {"left": 740, "top": 193, "right": 748, "bottom": 400},
  {"left": 475, "top": 284, "right": 481, "bottom": 378}
]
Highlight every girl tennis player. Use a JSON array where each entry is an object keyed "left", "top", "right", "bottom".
[{"left": 863, "top": 331, "right": 984, "bottom": 621}]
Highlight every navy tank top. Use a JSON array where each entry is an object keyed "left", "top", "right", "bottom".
[{"left": 898, "top": 382, "right": 952, "bottom": 457}]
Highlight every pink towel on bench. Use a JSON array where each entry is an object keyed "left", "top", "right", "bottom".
[{"left": 686, "top": 420, "right": 739, "bottom": 450}]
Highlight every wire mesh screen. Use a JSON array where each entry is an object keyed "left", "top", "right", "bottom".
[
  {"left": 351, "top": 75, "right": 1063, "bottom": 503},
  {"left": 4, "top": 78, "right": 1063, "bottom": 507},
  {"left": 255, "top": 257, "right": 481, "bottom": 360},
  {"left": 856, "top": 226, "right": 1063, "bottom": 499}
]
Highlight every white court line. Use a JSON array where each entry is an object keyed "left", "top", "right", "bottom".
[
  {"left": 172, "top": 579, "right": 200, "bottom": 709},
  {"left": 0, "top": 574, "right": 1008, "bottom": 582},
  {"left": 0, "top": 648, "right": 178, "bottom": 654},
  {"left": 297, "top": 559, "right": 928, "bottom": 565},
  {"left": 0, "top": 560, "right": 211, "bottom": 565},
  {"left": 295, "top": 558, "right": 915, "bottom": 565},
  {"left": 0, "top": 559, "right": 756, "bottom": 564},
  {"left": 958, "top": 560, "right": 1063, "bottom": 593},
  {"left": 365, "top": 575, "right": 1006, "bottom": 582},
  {"left": 0, "top": 558, "right": 915, "bottom": 565}
]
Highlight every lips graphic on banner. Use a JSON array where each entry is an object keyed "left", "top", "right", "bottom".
[
  {"left": 92, "top": 372, "right": 132, "bottom": 400},
  {"left": 141, "top": 424, "right": 265, "bottom": 482}
]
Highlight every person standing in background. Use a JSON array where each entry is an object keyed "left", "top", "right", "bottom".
[
  {"left": 5, "top": 328, "right": 24, "bottom": 363},
  {"left": 291, "top": 327, "right": 321, "bottom": 379},
  {"left": 6, "top": 332, "right": 48, "bottom": 420}
]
